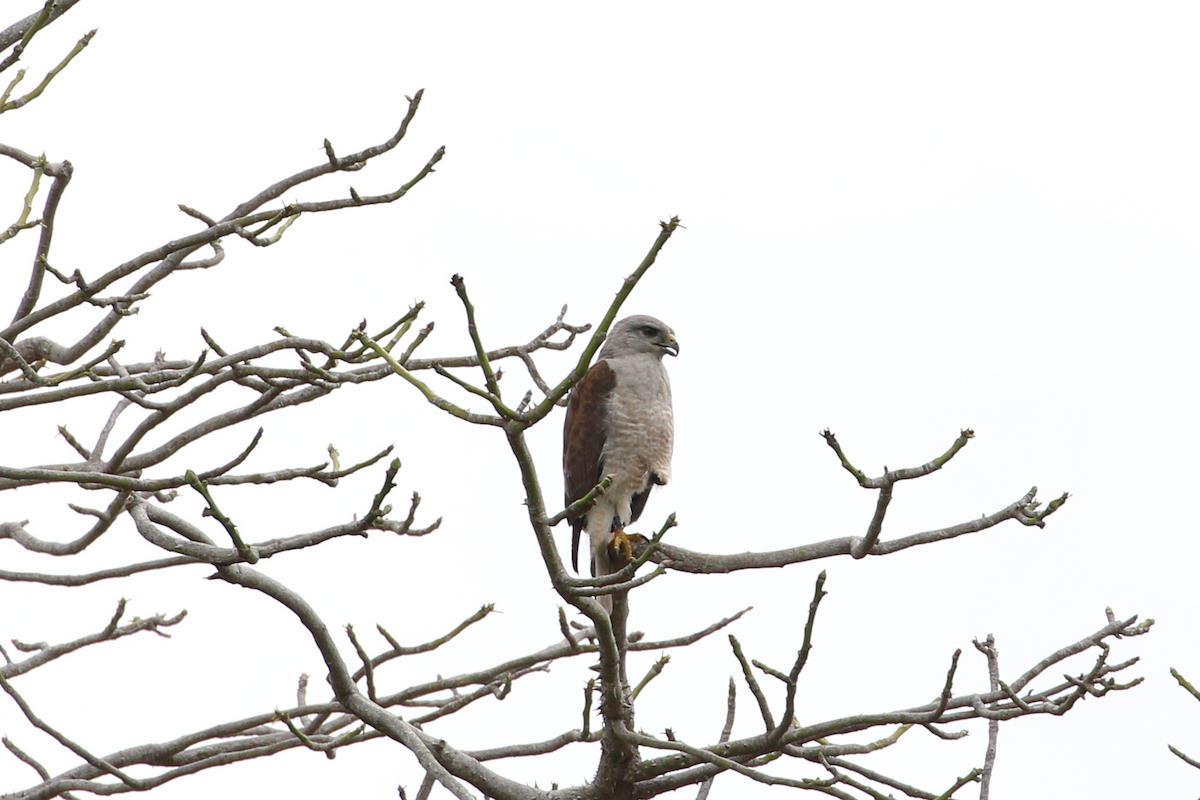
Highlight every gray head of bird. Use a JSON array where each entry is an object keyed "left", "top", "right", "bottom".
[{"left": 600, "top": 315, "right": 680, "bottom": 359}]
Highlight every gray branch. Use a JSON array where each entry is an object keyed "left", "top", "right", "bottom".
[{"left": 634, "top": 486, "right": 1062, "bottom": 575}]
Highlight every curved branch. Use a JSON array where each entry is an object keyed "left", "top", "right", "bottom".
[
  {"left": 212, "top": 563, "right": 478, "bottom": 800},
  {"left": 7, "top": 160, "right": 70, "bottom": 325}
]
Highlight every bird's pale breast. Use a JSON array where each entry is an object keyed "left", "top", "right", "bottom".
[{"left": 603, "top": 355, "right": 674, "bottom": 491}]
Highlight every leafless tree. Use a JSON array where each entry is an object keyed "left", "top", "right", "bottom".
[{"left": 0, "top": 5, "right": 1152, "bottom": 799}]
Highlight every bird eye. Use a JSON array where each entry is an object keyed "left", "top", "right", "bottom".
[{"left": 640, "top": 326, "right": 657, "bottom": 337}]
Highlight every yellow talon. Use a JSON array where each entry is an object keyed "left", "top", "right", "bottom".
[{"left": 609, "top": 529, "right": 647, "bottom": 566}]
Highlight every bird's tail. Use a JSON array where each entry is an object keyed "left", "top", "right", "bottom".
[
  {"left": 571, "top": 522, "right": 582, "bottom": 573},
  {"left": 592, "top": 545, "right": 614, "bottom": 614}
]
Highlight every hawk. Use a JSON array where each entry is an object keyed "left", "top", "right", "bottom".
[{"left": 563, "top": 315, "right": 678, "bottom": 611}]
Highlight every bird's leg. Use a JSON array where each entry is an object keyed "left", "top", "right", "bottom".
[{"left": 608, "top": 529, "right": 647, "bottom": 567}]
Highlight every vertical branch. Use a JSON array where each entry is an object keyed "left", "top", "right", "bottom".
[
  {"left": 853, "top": 479, "right": 892, "bottom": 559},
  {"left": 728, "top": 635, "right": 774, "bottom": 731},
  {"left": 0, "top": 157, "right": 43, "bottom": 245},
  {"left": 347, "top": 625, "right": 377, "bottom": 703},
  {"left": 770, "top": 571, "right": 827, "bottom": 744},
  {"left": 414, "top": 773, "right": 436, "bottom": 800},
  {"left": 9, "top": 160, "right": 71, "bottom": 325},
  {"left": 695, "top": 678, "right": 736, "bottom": 800},
  {"left": 973, "top": 634, "right": 1001, "bottom": 799},
  {"left": 450, "top": 274, "right": 501, "bottom": 398},
  {"left": 502, "top": 420, "right": 633, "bottom": 795},
  {"left": 592, "top": 566, "right": 639, "bottom": 798},
  {"left": 582, "top": 679, "right": 596, "bottom": 737}
]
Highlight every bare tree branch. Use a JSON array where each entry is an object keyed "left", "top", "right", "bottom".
[
  {"left": 694, "top": 678, "right": 736, "bottom": 800},
  {"left": 632, "top": 486, "right": 1063, "bottom": 575},
  {"left": 0, "top": 600, "right": 185, "bottom": 680},
  {"left": 973, "top": 634, "right": 1001, "bottom": 799},
  {"left": 0, "top": 674, "right": 146, "bottom": 789},
  {"left": 0, "top": 0, "right": 84, "bottom": 70}
]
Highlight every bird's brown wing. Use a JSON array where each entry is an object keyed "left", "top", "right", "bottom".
[{"left": 563, "top": 360, "right": 616, "bottom": 572}]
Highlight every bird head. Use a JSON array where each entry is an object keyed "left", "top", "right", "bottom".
[{"left": 601, "top": 315, "right": 679, "bottom": 359}]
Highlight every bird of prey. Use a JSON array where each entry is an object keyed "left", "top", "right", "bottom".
[{"left": 563, "top": 314, "right": 678, "bottom": 611}]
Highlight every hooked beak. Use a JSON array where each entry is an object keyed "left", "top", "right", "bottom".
[{"left": 660, "top": 335, "right": 680, "bottom": 357}]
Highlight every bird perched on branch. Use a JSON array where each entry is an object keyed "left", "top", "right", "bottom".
[{"left": 563, "top": 315, "right": 678, "bottom": 612}]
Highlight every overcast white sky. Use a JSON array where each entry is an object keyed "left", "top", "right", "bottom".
[{"left": 2, "top": 2, "right": 1199, "bottom": 797}]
